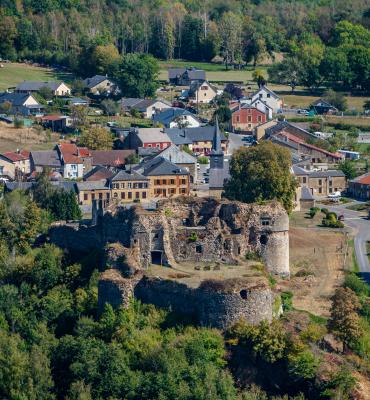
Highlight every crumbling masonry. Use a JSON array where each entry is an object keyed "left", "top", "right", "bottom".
[{"left": 50, "top": 197, "right": 290, "bottom": 329}]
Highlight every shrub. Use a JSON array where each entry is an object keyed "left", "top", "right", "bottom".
[
  {"left": 300, "top": 322, "right": 327, "bottom": 344},
  {"left": 281, "top": 291, "right": 293, "bottom": 311},
  {"left": 344, "top": 273, "right": 369, "bottom": 297},
  {"left": 188, "top": 232, "right": 198, "bottom": 242},
  {"left": 245, "top": 251, "right": 262, "bottom": 262},
  {"left": 321, "top": 208, "right": 329, "bottom": 215},
  {"left": 309, "top": 207, "right": 320, "bottom": 218},
  {"left": 288, "top": 350, "right": 319, "bottom": 380},
  {"left": 14, "top": 119, "right": 24, "bottom": 128},
  {"left": 197, "top": 156, "right": 209, "bottom": 164}
]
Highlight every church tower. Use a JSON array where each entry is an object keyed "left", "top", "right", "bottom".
[{"left": 209, "top": 117, "right": 224, "bottom": 170}]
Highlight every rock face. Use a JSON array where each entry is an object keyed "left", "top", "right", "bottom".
[{"left": 50, "top": 197, "right": 289, "bottom": 328}]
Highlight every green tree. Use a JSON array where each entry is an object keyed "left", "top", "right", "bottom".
[
  {"left": 218, "top": 12, "right": 243, "bottom": 69},
  {"left": 101, "top": 99, "right": 119, "bottom": 116},
  {"left": 339, "top": 160, "right": 357, "bottom": 180},
  {"left": 80, "top": 126, "right": 113, "bottom": 150},
  {"left": 114, "top": 53, "right": 159, "bottom": 98},
  {"left": 224, "top": 142, "right": 297, "bottom": 213},
  {"left": 268, "top": 57, "right": 301, "bottom": 92},
  {"left": 38, "top": 86, "right": 54, "bottom": 101},
  {"left": 329, "top": 287, "right": 363, "bottom": 350},
  {"left": 91, "top": 44, "right": 120, "bottom": 75},
  {"left": 252, "top": 69, "right": 267, "bottom": 88},
  {"left": 323, "top": 89, "right": 347, "bottom": 111}
]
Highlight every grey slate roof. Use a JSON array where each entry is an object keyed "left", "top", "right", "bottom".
[
  {"left": 111, "top": 170, "right": 148, "bottom": 181},
  {"left": 153, "top": 108, "right": 200, "bottom": 126},
  {"left": 0, "top": 92, "right": 40, "bottom": 107},
  {"left": 168, "top": 68, "right": 206, "bottom": 81},
  {"left": 310, "top": 170, "right": 345, "bottom": 178},
  {"left": 15, "top": 81, "right": 66, "bottom": 91},
  {"left": 301, "top": 186, "right": 314, "bottom": 200},
  {"left": 120, "top": 98, "right": 170, "bottom": 112},
  {"left": 157, "top": 144, "right": 196, "bottom": 164},
  {"left": 83, "top": 75, "right": 112, "bottom": 89},
  {"left": 265, "top": 121, "right": 316, "bottom": 139},
  {"left": 30, "top": 150, "right": 62, "bottom": 168},
  {"left": 164, "top": 129, "right": 193, "bottom": 145},
  {"left": 182, "top": 126, "right": 227, "bottom": 142},
  {"left": 76, "top": 181, "right": 109, "bottom": 191},
  {"left": 292, "top": 165, "right": 309, "bottom": 175},
  {"left": 5, "top": 180, "right": 76, "bottom": 192},
  {"left": 188, "top": 80, "right": 217, "bottom": 95},
  {"left": 134, "top": 156, "right": 189, "bottom": 176}
]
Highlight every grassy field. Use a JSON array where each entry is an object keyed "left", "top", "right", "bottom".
[{"left": 0, "top": 63, "right": 73, "bottom": 91}]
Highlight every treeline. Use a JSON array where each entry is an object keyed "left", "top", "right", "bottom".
[{"left": 0, "top": 1, "right": 369, "bottom": 85}]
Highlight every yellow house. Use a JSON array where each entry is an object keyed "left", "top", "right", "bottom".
[
  {"left": 111, "top": 170, "right": 150, "bottom": 202},
  {"left": 134, "top": 156, "right": 190, "bottom": 198},
  {"left": 0, "top": 150, "right": 30, "bottom": 179},
  {"left": 189, "top": 80, "right": 218, "bottom": 104},
  {"left": 76, "top": 181, "right": 111, "bottom": 207}
]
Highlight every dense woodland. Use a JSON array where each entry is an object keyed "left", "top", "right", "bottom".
[{"left": 0, "top": 0, "right": 369, "bottom": 91}]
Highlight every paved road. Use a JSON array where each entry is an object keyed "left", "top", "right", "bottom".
[
  {"left": 227, "top": 132, "right": 249, "bottom": 155},
  {"left": 329, "top": 202, "right": 370, "bottom": 282}
]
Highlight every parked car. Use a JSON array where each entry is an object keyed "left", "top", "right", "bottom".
[{"left": 297, "top": 109, "right": 309, "bottom": 116}]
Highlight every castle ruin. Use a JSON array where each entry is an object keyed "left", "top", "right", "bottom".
[{"left": 49, "top": 197, "right": 290, "bottom": 329}]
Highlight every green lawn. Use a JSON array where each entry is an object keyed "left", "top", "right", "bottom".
[{"left": 0, "top": 63, "right": 73, "bottom": 91}]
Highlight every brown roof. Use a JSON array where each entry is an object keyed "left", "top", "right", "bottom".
[
  {"left": 83, "top": 166, "right": 114, "bottom": 181},
  {"left": 355, "top": 174, "right": 370, "bottom": 185},
  {"left": 91, "top": 150, "right": 135, "bottom": 167}
]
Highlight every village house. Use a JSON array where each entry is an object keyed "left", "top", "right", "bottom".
[
  {"left": 134, "top": 157, "right": 190, "bottom": 198},
  {"left": 0, "top": 92, "right": 44, "bottom": 116},
  {"left": 265, "top": 121, "right": 317, "bottom": 142},
  {"left": 293, "top": 166, "right": 346, "bottom": 197},
  {"left": 41, "top": 115, "right": 73, "bottom": 132},
  {"left": 156, "top": 144, "right": 197, "bottom": 183},
  {"left": 76, "top": 181, "right": 111, "bottom": 209},
  {"left": 111, "top": 170, "right": 150, "bottom": 203},
  {"left": 254, "top": 120, "right": 278, "bottom": 141},
  {"left": 153, "top": 108, "right": 201, "bottom": 128},
  {"left": 247, "top": 86, "right": 282, "bottom": 113},
  {"left": 310, "top": 99, "right": 338, "bottom": 115},
  {"left": 165, "top": 126, "right": 229, "bottom": 156},
  {"left": 56, "top": 143, "right": 91, "bottom": 179},
  {"left": 15, "top": 81, "right": 71, "bottom": 96},
  {"left": 231, "top": 105, "right": 267, "bottom": 133},
  {"left": 347, "top": 173, "right": 370, "bottom": 200},
  {"left": 187, "top": 80, "right": 218, "bottom": 104},
  {"left": 124, "top": 128, "right": 172, "bottom": 150},
  {"left": 0, "top": 150, "right": 30, "bottom": 179},
  {"left": 168, "top": 67, "right": 206, "bottom": 86},
  {"left": 30, "top": 150, "right": 62, "bottom": 175},
  {"left": 120, "top": 98, "right": 171, "bottom": 118},
  {"left": 83, "top": 75, "right": 117, "bottom": 95}
]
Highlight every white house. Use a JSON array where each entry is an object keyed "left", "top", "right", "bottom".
[
  {"left": 153, "top": 108, "right": 201, "bottom": 128},
  {"left": 250, "top": 86, "right": 282, "bottom": 113},
  {"left": 120, "top": 98, "right": 172, "bottom": 118},
  {"left": 240, "top": 97, "right": 273, "bottom": 120},
  {"left": 188, "top": 80, "right": 218, "bottom": 104}
]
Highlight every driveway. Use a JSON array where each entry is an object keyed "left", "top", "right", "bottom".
[{"left": 329, "top": 202, "right": 370, "bottom": 282}]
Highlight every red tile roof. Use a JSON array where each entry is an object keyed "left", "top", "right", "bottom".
[
  {"left": 279, "top": 131, "right": 343, "bottom": 159},
  {"left": 357, "top": 175, "right": 370, "bottom": 185},
  {"left": 58, "top": 143, "right": 90, "bottom": 164},
  {"left": 1, "top": 150, "right": 30, "bottom": 162}
]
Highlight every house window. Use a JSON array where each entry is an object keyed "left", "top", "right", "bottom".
[
  {"left": 236, "top": 116, "right": 240, "bottom": 123},
  {"left": 258, "top": 116, "right": 262, "bottom": 122},
  {"left": 156, "top": 144, "right": 160, "bottom": 148},
  {"left": 121, "top": 183, "right": 125, "bottom": 189},
  {"left": 248, "top": 116, "right": 252, "bottom": 122},
  {"left": 201, "top": 86, "right": 208, "bottom": 90},
  {"left": 170, "top": 188, "right": 176, "bottom": 194},
  {"left": 329, "top": 181, "right": 333, "bottom": 186},
  {"left": 170, "top": 179, "right": 175, "bottom": 185},
  {"left": 181, "top": 179, "right": 186, "bottom": 185},
  {"left": 127, "top": 182, "right": 132, "bottom": 188},
  {"left": 155, "top": 179, "right": 160, "bottom": 185},
  {"left": 106, "top": 193, "right": 110, "bottom": 199},
  {"left": 248, "top": 124, "right": 252, "bottom": 128},
  {"left": 114, "top": 192, "right": 118, "bottom": 198},
  {"left": 91, "top": 194, "right": 95, "bottom": 200},
  {"left": 162, "top": 179, "right": 167, "bottom": 185},
  {"left": 318, "top": 179, "right": 322, "bottom": 185},
  {"left": 142, "top": 192, "right": 147, "bottom": 199},
  {"left": 148, "top": 144, "right": 152, "bottom": 147},
  {"left": 99, "top": 193, "right": 103, "bottom": 200},
  {"left": 259, "top": 93, "right": 262, "bottom": 98},
  {"left": 71, "top": 164, "right": 77, "bottom": 170},
  {"left": 181, "top": 188, "right": 186, "bottom": 194},
  {"left": 302, "top": 177, "right": 307, "bottom": 183},
  {"left": 319, "top": 188, "right": 322, "bottom": 194},
  {"left": 267, "top": 93, "right": 271, "bottom": 98},
  {"left": 128, "top": 192, "right": 132, "bottom": 199},
  {"left": 0, "top": 166, "right": 4, "bottom": 175},
  {"left": 83, "top": 193, "right": 88, "bottom": 201},
  {"left": 121, "top": 192, "right": 125, "bottom": 199},
  {"left": 135, "top": 192, "right": 140, "bottom": 199}
]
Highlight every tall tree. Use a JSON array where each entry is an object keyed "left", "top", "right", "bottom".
[
  {"left": 218, "top": 12, "right": 243, "bottom": 69},
  {"left": 114, "top": 53, "right": 159, "bottom": 98},
  {"left": 80, "top": 126, "right": 113, "bottom": 150},
  {"left": 224, "top": 142, "right": 297, "bottom": 213}
]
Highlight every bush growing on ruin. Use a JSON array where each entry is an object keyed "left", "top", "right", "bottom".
[{"left": 188, "top": 232, "right": 198, "bottom": 242}]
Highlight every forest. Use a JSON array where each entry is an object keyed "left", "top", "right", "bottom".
[{"left": 0, "top": 0, "right": 369, "bottom": 91}]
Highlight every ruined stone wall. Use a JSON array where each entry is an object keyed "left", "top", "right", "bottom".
[{"left": 98, "top": 272, "right": 273, "bottom": 330}]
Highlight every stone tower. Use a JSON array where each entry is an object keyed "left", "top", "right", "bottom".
[{"left": 210, "top": 118, "right": 224, "bottom": 170}]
